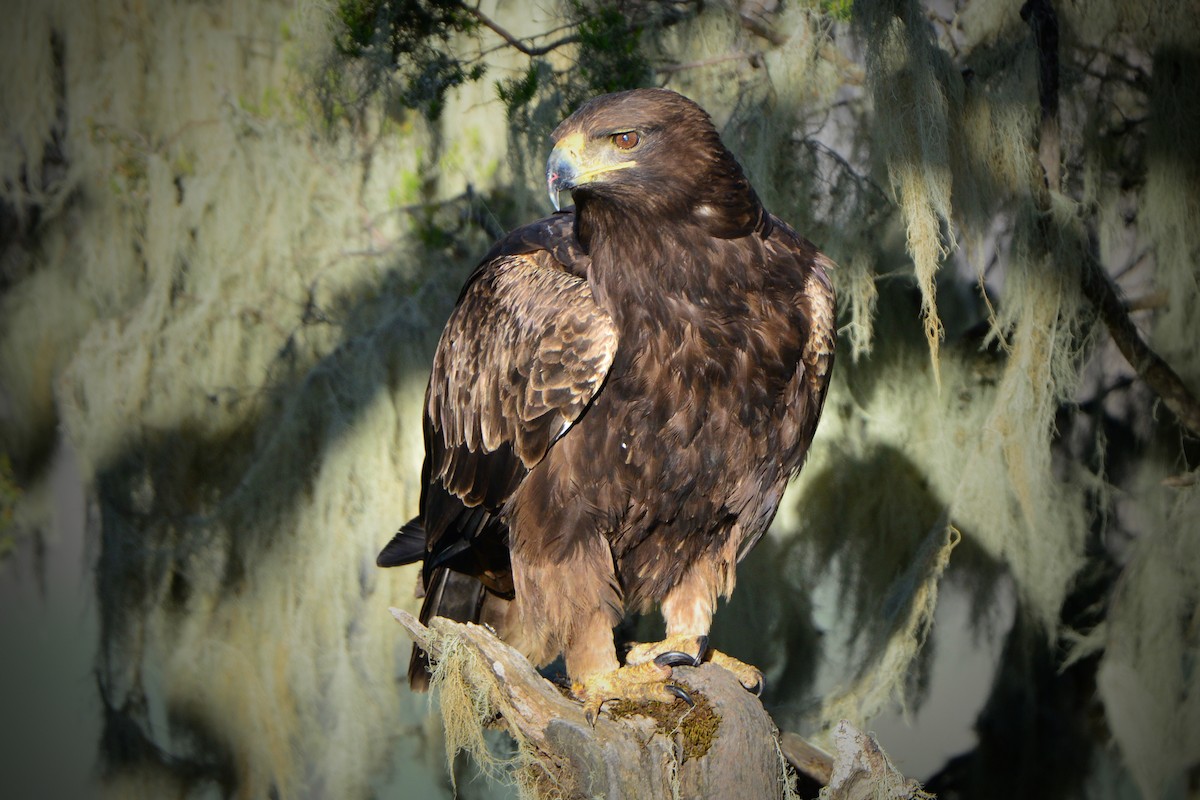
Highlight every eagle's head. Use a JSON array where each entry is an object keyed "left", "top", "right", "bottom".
[{"left": 546, "top": 89, "right": 762, "bottom": 238}]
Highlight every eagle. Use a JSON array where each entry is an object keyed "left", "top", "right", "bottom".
[{"left": 379, "top": 88, "right": 835, "bottom": 722}]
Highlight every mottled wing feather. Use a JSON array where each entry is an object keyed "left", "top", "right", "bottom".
[
  {"left": 397, "top": 213, "right": 611, "bottom": 590},
  {"left": 426, "top": 250, "right": 617, "bottom": 510},
  {"left": 478, "top": 210, "right": 587, "bottom": 279},
  {"left": 800, "top": 253, "right": 837, "bottom": 414},
  {"left": 734, "top": 218, "right": 837, "bottom": 563}
]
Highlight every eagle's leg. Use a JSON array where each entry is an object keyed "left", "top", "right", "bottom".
[
  {"left": 567, "top": 609, "right": 692, "bottom": 726},
  {"left": 625, "top": 563, "right": 765, "bottom": 695},
  {"left": 513, "top": 533, "right": 687, "bottom": 724},
  {"left": 624, "top": 563, "right": 717, "bottom": 668}
]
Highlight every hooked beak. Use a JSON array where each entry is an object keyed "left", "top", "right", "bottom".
[
  {"left": 546, "top": 151, "right": 576, "bottom": 212},
  {"left": 546, "top": 136, "right": 582, "bottom": 211}
]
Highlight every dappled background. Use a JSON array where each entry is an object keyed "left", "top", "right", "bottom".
[{"left": 1, "top": 0, "right": 1197, "bottom": 798}]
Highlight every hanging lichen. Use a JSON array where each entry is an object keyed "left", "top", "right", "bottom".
[
  {"left": 1095, "top": 471, "right": 1200, "bottom": 800},
  {"left": 855, "top": 0, "right": 963, "bottom": 381},
  {"left": 817, "top": 523, "right": 960, "bottom": 727}
]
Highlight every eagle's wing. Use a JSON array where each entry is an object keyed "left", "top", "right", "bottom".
[
  {"left": 428, "top": 250, "right": 617, "bottom": 498},
  {"left": 735, "top": 217, "right": 837, "bottom": 563},
  {"left": 378, "top": 213, "right": 617, "bottom": 584}
]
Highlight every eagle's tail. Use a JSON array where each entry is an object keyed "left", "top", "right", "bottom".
[
  {"left": 376, "top": 518, "right": 426, "bottom": 567},
  {"left": 378, "top": 517, "right": 496, "bottom": 690},
  {"left": 408, "top": 566, "right": 488, "bottom": 690}
]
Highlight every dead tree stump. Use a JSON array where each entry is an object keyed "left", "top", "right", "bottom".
[{"left": 389, "top": 608, "right": 929, "bottom": 799}]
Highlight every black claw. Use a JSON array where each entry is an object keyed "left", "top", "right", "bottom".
[
  {"left": 749, "top": 677, "right": 764, "bottom": 697},
  {"left": 694, "top": 635, "right": 710, "bottom": 662},
  {"left": 654, "top": 650, "right": 701, "bottom": 668},
  {"left": 666, "top": 683, "right": 695, "bottom": 707}
]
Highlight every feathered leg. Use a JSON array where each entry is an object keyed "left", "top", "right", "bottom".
[
  {"left": 625, "top": 558, "right": 764, "bottom": 695},
  {"left": 512, "top": 532, "right": 693, "bottom": 725}
]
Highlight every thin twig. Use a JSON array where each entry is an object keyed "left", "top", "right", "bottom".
[
  {"left": 739, "top": 12, "right": 788, "bottom": 46},
  {"left": 798, "top": 137, "right": 890, "bottom": 201},
  {"left": 465, "top": 6, "right": 579, "bottom": 57}
]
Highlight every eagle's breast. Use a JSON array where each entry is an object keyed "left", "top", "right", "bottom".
[{"left": 562, "top": 222, "right": 814, "bottom": 605}]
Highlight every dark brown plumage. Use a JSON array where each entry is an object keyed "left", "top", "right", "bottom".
[{"left": 379, "top": 88, "right": 835, "bottom": 712}]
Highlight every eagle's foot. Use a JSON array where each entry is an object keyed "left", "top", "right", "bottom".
[
  {"left": 625, "top": 633, "right": 710, "bottom": 668},
  {"left": 625, "top": 635, "right": 764, "bottom": 695},
  {"left": 707, "top": 649, "right": 764, "bottom": 696},
  {"left": 572, "top": 661, "right": 693, "bottom": 726}
]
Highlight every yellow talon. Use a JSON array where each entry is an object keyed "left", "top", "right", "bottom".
[
  {"left": 707, "top": 649, "right": 765, "bottom": 695},
  {"left": 624, "top": 634, "right": 764, "bottom": 695},
  {"left": 572, "top": 661, "right": 686, "bottom": 725}
]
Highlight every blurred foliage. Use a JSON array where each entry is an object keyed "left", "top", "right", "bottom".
[
  {"left": 327, "top": 0, "right": 486, "bottom": 119},
  {"left": 336, "top": 0, "right": 478, "bottom": 56},
  {"left": 326, "top": 0, "right": 683, "bottom": 125},
  {"left": 496, "top": 62, "right": 544, "bottom": 118},
  {"left": 571, "top": 1, "right": 652, "bottom": 100},
  {"left": 326, "top": 0, "right": 675, "bottom": 256},
  {"left": 0, "top": 453, "right": 18, "bottom": 558},
  {"left": 821, "top": 0, "right": 853, "bottom": 21}
]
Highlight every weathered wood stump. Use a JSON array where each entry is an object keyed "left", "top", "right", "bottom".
[{"left": 389, "top": 608, "right": 929, "bottom": 799}]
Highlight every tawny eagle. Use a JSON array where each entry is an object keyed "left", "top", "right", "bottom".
[{"left": 379, "top": 88, "right": 835, "bottom": 722}]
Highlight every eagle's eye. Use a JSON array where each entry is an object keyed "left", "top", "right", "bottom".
[{"left": 610, "top": 131, "right": 640, "bottom": 150}]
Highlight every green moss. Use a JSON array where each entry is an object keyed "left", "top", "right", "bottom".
[{"left": 606, "top": 682, "right": 721, "bottom": 762}]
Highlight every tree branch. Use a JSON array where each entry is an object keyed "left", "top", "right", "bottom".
[
  {"left": 1022, "top": 0, "right": 1060, "bottom": 187},
  {"left": 1080, "top": 258, "right": 1200, "bottom": 436},
  {"left": 781, "top": 731, "right": 834, "bottom": 785},
  {"left": 654, "top": 51, "right": 762, "bottom": 75},
  {"left": 1023, "top": 0, "right": 1200, "bottom": 439},
  {"left": 739, "top": 11, "right": 788, "bottom": 47},
  {"left": 465, "top": 6, "right": 579, "bottom": 57}
]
